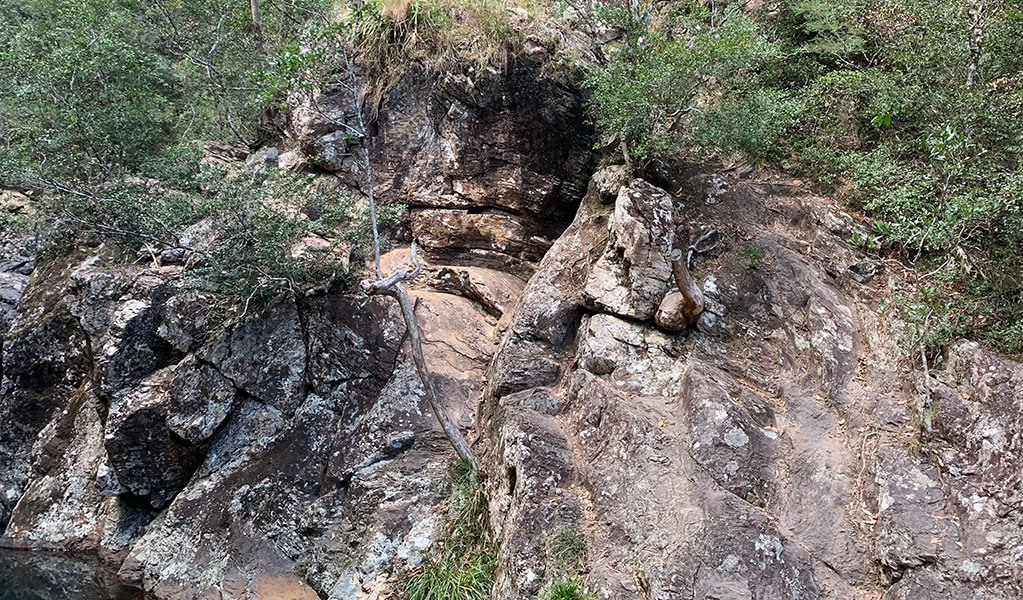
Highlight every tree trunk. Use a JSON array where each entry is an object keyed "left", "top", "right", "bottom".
[
  {"left": 966, "top": 1, "right": 986, "bottom": 90},
  {"left": 250, "top": 0, "right": 264, "bottom": 53},
  {"left": 668, "top": 249, "right": 704, "bottom": 325}
]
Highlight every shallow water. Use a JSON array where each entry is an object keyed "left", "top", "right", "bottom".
[{"left": 0, "top": 549, "right": 143, "bottom": 600}]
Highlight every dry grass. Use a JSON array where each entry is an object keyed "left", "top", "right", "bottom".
[
  {"left": 332, "top": 0, "right": 573, "bottom": 104},
  {"left": 341, "top": 0, "right": 523, "bottom": 73}
]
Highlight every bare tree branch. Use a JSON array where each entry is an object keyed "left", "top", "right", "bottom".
[{"left": 339, "top": 40, "right": 480, "bottom": 468}]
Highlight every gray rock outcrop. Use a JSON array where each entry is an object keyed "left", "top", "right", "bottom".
[{"left": 483, "top": 168, "right": 1023, "bottom": 600}]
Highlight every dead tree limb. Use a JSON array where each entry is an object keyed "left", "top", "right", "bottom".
[
  {"left": 249, "top": 0, "right": 265, "bottom": 53},
  {"left": 361, "top": 245, "right": 480, "bottom": 469},
  {"left": 667, "top": 246, "right": 704, "bottom": 327},
  {"left": 341, "top": 41, "right": 480, "bottom": 469},
  {"left": 966, "top": 1, "right": 986, "bottom": 90}
]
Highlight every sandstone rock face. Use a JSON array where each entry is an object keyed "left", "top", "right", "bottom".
[
  {"left": 287, "top": 59, "right": 593, "bottom": 270},
  {"left": 1, "top": 245, "right": 519, "bottom": 597}
]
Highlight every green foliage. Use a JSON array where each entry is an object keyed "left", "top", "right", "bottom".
[
  {"left": 695, "top": 89, "right": 805, "bottom": 160},
  {"left": 780, "top": 0, "right": 867, "bottom": 61},
  {"left": 0, "top": 0, "right": 330, "bottom": 188},
  {"left": 402, "top": 463, "right": 496, "bottom": 600},
  {"left": 584, "top": 0, "right": 1023, "bottom": 354},
  {"left": 0, "top": 211, "right": 32, "bottom": 237},
  {"left": 537, "top": 577, "right": 594, "bottom": 600},
  {"left": 536, "top": 526, "right": 590, "bottom": 600},
  {"left": 585, "top": 3, "right": 782, "bottom": 161},
  {"left": 0, "top": 0, "right": 357, "bottom": 306},
  {"left": 0, "top": 0, "right": 176, "bottom": 184},
  {"left": 52, "top": 164, "right": 371, "bottom": 304},
  {"left": 402, "top": 549, "right": 496, "bottom": 600},
  {"left": 737, "top": 243, "right": 765, "bottom": 269}
]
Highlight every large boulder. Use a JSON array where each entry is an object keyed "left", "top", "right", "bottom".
[
  {"left": 583, "top": 180, "right": 678, "bottom": 321},
  {"left": 288, "top": 59, "right": 593, "bottom": 267}
]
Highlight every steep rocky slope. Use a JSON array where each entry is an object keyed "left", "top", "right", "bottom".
[
  {"left": 2, "top": 44, "right": 1023, "bottom": 600},
  {"left": 484, "top": 167, "right": 1023, "bottom": 600}
]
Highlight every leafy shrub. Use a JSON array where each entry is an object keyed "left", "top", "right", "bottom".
[
  {"left": 0, "top": 0, "right": 176, "bottom": 185},
  {"left": 51, "top": 164, "right": 373, "bottom": 305},
  {"left": 585, "top": 3, "right": 780, "bottom": 162},
  {"left": 584, "top": 0, "right": 1023, "bottom": 355},
  {"left": 695, "top": 89, "right": 805, "bottom": 161},
  {"left": 737, "top": 242, "right": 765, "bottom": 269},
  {"left": 0, "top": 0, "right": 332, "bottom": 188}
]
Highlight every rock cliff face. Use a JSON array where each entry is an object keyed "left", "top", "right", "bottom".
[
  {"left": 3, "top": 46, "right": 1023, "bottom": 600},
  {"left": 483, "top": 170, "right": 1023, "bottom": 600}
]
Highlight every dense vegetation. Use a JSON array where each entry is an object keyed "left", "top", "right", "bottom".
[
  {"left": 0, "top": 0, "right": 373, "bottom": 302},
  {"left": 585, "top": 0, "right": 1023, "bottom": 355}
]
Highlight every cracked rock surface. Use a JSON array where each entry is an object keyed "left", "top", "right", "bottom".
[{"left": 483, "top": 168, "right": 1023, "bottom": 600}]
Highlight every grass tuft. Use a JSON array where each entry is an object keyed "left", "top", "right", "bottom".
[
  {"left": 547, "top": 526, "right": 586, "bottom": 573},
  {"left": 537, "top": 577, "right": 594, "bottom": 600},
  {"left": 402, "top": 461, "right": 496, "bottom": 600}
]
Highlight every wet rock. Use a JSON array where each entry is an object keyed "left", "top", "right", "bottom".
[
  {"left": 0, "top": 548, "right": 144, "bottom": 600},
  {"left": 0, "top": 257, "right": 90, "bottom": 528}
]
